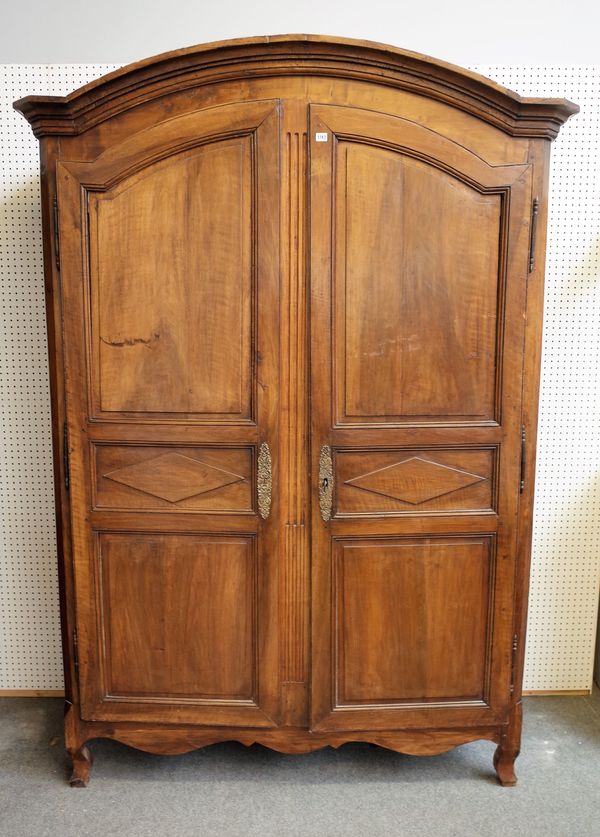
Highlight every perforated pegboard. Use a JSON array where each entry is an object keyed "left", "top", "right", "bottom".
[
  {"left": 0, "top": 63, "right": 599, "bottom": 692},
  {"left": 471, "top": 67, "right": 600, "bottom": 691},
  {"left": 0, "top": 66, "right": 120, "bottom": 690}
]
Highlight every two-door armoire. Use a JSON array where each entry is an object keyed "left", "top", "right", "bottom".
[{"left": 15, "top": 35, "right": 577, "bottom": 786}]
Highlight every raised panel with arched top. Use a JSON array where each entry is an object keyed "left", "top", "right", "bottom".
[
  {"left": 89, "top": 137, "right": 253, "bottom": 419},
  {"left": 336, "top": 141, "right": 503, "bottom": 424}
]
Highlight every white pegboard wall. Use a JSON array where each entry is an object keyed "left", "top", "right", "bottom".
[
  {"left": 471, "top": 66, "right": 600, "bottom": 691},
  {"left": 0, "top": 63, "right": 599, "bottom": 691},
  {"left": 0, "top": 65, "right": 119, "bottom": 689}
]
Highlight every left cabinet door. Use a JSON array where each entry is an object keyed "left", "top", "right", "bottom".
[{"left": 57, "top": 100, "right": 281, "bottom": 727}]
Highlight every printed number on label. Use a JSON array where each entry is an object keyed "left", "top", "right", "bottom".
[{"left": 315, "top": 132, "right": 328, "bottom": 142}]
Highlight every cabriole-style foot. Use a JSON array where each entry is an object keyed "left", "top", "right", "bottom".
[
  {"left": 493, "top": 744, "right": 518, "bottom": 786},
  {"left": 69, "top": 744, "right": 93, "bottom": 787},
  {"left": 494, "top": 702, "right": 522, "bottom": 786}
]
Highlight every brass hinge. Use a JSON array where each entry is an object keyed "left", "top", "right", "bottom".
[
  {"left": 53, "top": 194, "right": 61, "bottom": 271},
  {"left": 73, "top": 629, "right": 79, "bottom": 673},
  {"left": 510, "top": 634, "right": 518, "bottom": 694},
  {"left": 63, "top": 422, "right": 70, "bottom": 491},
  {"left": 519, "top": 426, "right": 526, "bottom": 494},
  {"left": 528, "top": 196, "right": 540, "bottom": 273}
]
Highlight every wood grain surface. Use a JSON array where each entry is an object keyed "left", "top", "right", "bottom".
[{"left": 15, "top": 35, "right": 576, "bottom": 786}]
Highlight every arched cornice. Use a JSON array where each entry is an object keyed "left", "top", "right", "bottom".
[{"left": 13, "top": 34, "right": 578, "bottom": 139}]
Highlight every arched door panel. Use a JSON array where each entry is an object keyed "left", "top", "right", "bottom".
[
  {"left": 57, "top": 100, "right": 282, "bottom": 727},
  {"left": 309, "top": 103, "right": 532, "bottom": 731}
]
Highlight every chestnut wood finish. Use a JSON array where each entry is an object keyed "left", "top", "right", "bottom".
[{"left": 14, "top": 35, "right": 577, "bottom": 787}]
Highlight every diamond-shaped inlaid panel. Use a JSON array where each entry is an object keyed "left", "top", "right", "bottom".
[
  {"left": 104, "top": 452, "right": 244, "bottom": 503},
  {"left": 345, "top": 457, "right": 486, "bottom": 505}
]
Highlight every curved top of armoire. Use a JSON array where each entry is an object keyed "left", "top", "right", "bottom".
[{"left": 14, "top": 34, "right": 578, "bottom": 139}]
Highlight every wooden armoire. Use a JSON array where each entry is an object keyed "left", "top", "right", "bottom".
[{"left": 15, "top": 35, "right": 577, "bottom": 786}]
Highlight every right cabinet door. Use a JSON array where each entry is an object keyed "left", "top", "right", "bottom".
[{"left": 309, "top": 104, "right": 533, "bottom": 731}]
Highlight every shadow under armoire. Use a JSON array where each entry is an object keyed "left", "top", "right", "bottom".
[{"left": 14, "top": 35, "right": 577, "bottom": 786}]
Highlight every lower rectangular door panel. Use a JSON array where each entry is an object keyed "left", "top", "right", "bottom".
[
  {"left": 98, "top": 533, "right": 256, "bottom": 702},
  {"left": 335, "top": 537, "right": 493, "bottom": 706}
]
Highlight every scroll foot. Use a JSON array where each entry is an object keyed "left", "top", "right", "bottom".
[
  {"left": 493, "top": 744, "right": 518, "bottom": 786},
  {"left": 69, "top": 744, "right": 93, "bottom": 787},
  {"left": 494, "top": 702, "right": 522, "bottom": 787}
]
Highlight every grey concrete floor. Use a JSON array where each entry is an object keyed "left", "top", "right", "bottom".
[{"left": 0, "top": 691, "right": 599, "bottom": 837}]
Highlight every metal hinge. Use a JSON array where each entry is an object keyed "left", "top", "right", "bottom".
[
  {"left": 53, "top": 195, "right": 61, "bottom": 271},
  {"left": 528, "top": 196, "right": 540, "bottom": 273},
  {"left": 510, "top": 634, "right": 518, "bottom": 694},
  {"left": 519, "top": 426, "right": 526, "bottom": 494},
  {"left": 63, "top": 422, "right": 70, "bottom": 491},
  {"left": 73, "top": 629, "right": 79, "bottom": 673}
]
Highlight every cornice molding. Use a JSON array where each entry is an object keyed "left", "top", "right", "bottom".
[{"left": 13, "top": 35, "right": 579, "bottom": 139}]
